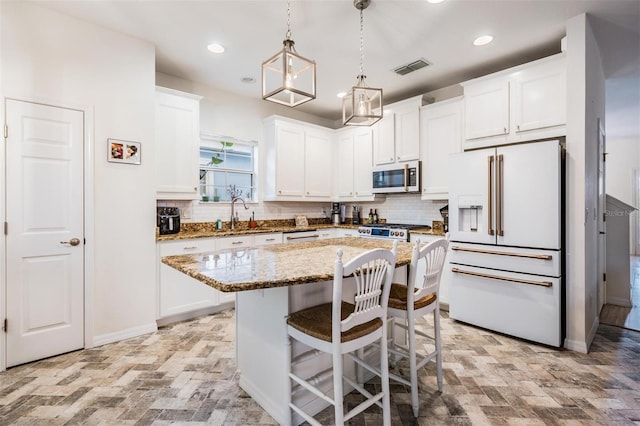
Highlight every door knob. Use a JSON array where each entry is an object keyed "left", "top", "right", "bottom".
[{"left": 60, "top": 238, "right": 81, "bottom": 246}]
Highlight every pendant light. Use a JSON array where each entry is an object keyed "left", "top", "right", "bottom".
[
  {"left": 262, "top": 0, "right": 316, "bottom": 107},
  {"left": 343, "top": 0, "right": 382, "bottom": 126}
]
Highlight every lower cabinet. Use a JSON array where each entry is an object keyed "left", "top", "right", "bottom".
[
  {"left": 157, "top": 238, "right": 222, "bottom": 322},
  {"left": 157, "top": 233, "right": 286, "bottom": 323}
]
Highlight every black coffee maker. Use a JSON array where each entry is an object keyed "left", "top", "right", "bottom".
[{"left": 157, "top": 207, "right": 181, "bottom": 235}]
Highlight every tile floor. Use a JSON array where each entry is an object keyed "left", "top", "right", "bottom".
[{"left": 1, "top": 307, "right": 640, "bottom": 425}]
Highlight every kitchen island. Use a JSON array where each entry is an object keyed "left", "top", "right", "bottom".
[{"left": 162, "top": 237, "right": 414, "bottom": 425}]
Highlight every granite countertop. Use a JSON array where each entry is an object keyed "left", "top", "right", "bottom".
[
  {"left": 161, "top": 237, "right": 414, "bottom": 293},
  {"left": 157, "top": 220, "right": 445, "bottom": 241},
  {"left": 156, "top": 220, "right": 360, "bottom": 241}
]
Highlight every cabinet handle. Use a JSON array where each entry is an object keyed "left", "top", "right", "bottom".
[
  {"left": 183, "top": 246, "right": 198, "bottom": 250},
  {"left": 232, "top": 241, "right": 244, "bottom": 245},
  {"left": 286, "top": 234, "right": 319, "bottom": 240},
  {"left": 451, "top": 267, "right": 552, "bottom": 288},
  {"left": 266, "top": 238, "right": 276, "bottom": 241},
  {"left": 487, "top": 155, "right": 494, "bottom": 236},
  {"left": 497, "top": 154, "right": 504, "bottom": 237},
  {"left": 451, "top": 246, "right": 552, "bottom": 260}
]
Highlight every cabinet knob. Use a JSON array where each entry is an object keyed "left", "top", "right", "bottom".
[
  {"left": 503, "top": 127, "right": 507, "bottom": 133},
  {"left": 306, "top": 191, "right": 309, "bottom": 195},
  {"left": 193, "top": 187, "right": 197, "bottom": 191},
  {"left": 517, "top": 125, "right": 521, "bottom": 131},
  {"left": 389, "top": 157, "right": 393, "bottom": 161},
  {"left": 278, "top": 190, "right": 282, "bottom": 194}
]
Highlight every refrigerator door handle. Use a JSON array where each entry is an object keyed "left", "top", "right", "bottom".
[
  {"left": 451, "top": 267, "right": 553, "bottom": 288},
  {"left": 450, "top": 245, "right": 553, "bottom": 260},
  {"left": 497, "top": 154, "right": 504, "bottom": 236},
  {"left": 487, "top": 155, "right": 494, "bottom": 236}
]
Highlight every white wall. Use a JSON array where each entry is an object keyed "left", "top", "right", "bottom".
[
  {"left": 1, "top": 2, "right": 157, "bottom": 347},
  {"left": 564, "top": 14, "right": 605, "bottom": 353}
]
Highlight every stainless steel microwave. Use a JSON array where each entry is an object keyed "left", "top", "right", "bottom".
[{"left": 372, "top": 160, "right": 421, "bottom": 194}]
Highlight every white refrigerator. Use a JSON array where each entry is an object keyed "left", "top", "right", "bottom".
[{"left": 448, "top": 139, "right": 564, "bottom": 347}]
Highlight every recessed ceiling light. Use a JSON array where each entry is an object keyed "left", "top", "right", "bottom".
[
  {"left": 337, "top": 92, "right": 347, "bottom": 98},
  {"left": 426, "top": 0, "right": 445, "bottom": 3},
  {"left": 241, "top": 77, "right": 256, "bottom": 84},
  {"left": 473, "top": 35, "right": 493, "bottom": 46},
  {"left": 207, "top": 43, "right": 225, "bottom": 54}
]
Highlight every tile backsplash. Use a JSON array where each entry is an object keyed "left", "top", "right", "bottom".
[{"left": 158, "top": 194, "right": 447, "bottom": 227}]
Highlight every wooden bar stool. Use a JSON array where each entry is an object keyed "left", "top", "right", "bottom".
[
  {"left": 285, "top": 246, "right": 397, "bottom": 426},
  {"left": 387, "top": 238, "right": 449, "bottom": 417}
]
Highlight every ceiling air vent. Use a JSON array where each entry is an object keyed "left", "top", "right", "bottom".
[{"left": 393, "top": 58, "right": 430, "bottom": 76}]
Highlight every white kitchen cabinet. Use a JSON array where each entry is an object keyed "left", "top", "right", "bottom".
[
  {"left": 157, "top": 238, "right": 221, "bottom": 322},
  {"left": 317, "top": 228, "right": 336, "bottom": 239},
  {"left": 335, "top": 127, "right": 375, "bottom": 201},
  {"left": 335, "top": 228, "right": 360, "bottom": 238},
  {"left": 420, "top": 97, "right": 463, "bottom": 200},
  {"left": 263, "top": 116, "right": 333, "bottom": 201},
  {"left": 462, "top": 53, "right": 566, "bottom": 149},
  {"left": 155, "top": 87, "right": 202, "bottom": 200},
  {"left": 254, "top": 232, "right": 283, "bottom": 246},
  {"left": 215, "top": 234, "right": 254, "bottom": 250},
  {"left": 373, "top": 95, "right": 423, "bottom": 166}
]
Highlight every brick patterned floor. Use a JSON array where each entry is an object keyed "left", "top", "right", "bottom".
[{"left": 1, "top": 308, "right": 639, "bottom": 425}]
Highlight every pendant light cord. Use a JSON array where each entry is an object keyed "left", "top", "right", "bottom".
[
  {"left": 286, "top": 0, "right": 292, "bottom": 41},
  {"left": 359, "top": 7, "right": 365, "bottom": 77}
]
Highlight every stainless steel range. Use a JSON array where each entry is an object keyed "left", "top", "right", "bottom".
[{"left": 357, "top": 223, "right": 426, "bottom": 241}]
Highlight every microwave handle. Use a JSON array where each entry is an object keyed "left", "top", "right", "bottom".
[{"left": 403, "top": 163, "right": 408, "bottom": 192}]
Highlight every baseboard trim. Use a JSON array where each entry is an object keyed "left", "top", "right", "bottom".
[
  {"left": 91, "top": 322, "right": 158, "bottom": 348},
  {"left": 156, "top": 303, "right": 234, "bottom": 327}
]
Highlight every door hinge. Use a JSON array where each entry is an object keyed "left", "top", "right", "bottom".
[
  {"left": 3, "top": 124, "right": 7, "bottom": 139},
  {"left": 3, "top": 222, "right": 7, "bottom": 235},
  {"left": 603, "top": 273, "right": 607, "bottom": 282},
  {"left": 2, "top": 318, "right": 6, "bottom": 333}
]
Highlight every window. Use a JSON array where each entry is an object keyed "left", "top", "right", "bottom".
[{"left": 199, "top": 135, "right": 256, "bottom": 202}]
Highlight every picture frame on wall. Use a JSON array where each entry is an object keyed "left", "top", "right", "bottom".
[{"left": 108, "top": 138, "right": 141, "bottom": 165}]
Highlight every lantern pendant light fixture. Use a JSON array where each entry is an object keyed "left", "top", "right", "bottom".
[
  {"left": 343, "top": 0, "right": 383, "bottom": 126},
  {"left": 262, "top": 0, "right": 316, "bottom": 107}
]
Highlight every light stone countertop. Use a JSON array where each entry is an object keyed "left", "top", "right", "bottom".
[{"left": 161, "top": 237, "right": 415, "bottom": 292}]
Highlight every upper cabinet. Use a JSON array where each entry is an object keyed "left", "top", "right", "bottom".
[
  {"left": 155, "top": 87, "right": 203, "bottom": 200},
  {"left": 373, "top": 95, "right": 424, "bottom": 166},
  {"left": 263, "top": 116, "right": 333, "bottom": 201},
  {"left": 462, "top": 54, "right": 566, "bottom": 150},
  {"left": 335, "top": 126, "right": 375, "bottom": 201},
  {"left": 420, "top": 96, "right": 463, "bottom": 200}
]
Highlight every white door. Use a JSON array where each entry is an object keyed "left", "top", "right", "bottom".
[
  {"left": 448, "top": 147, "right": 495, "bottom": 244},
  {"left": 498, "top": 140, "right": 561, "bottom": 249},
  {"left": 5, "top": 99, "right": 84, "bottom": 367}
]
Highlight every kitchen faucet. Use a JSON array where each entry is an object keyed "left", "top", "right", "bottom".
[{"left": 227, "top": 185, "right": 249, "bottom": 230}]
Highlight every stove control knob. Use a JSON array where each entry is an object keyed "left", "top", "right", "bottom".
[{"left": 399, "top": 231, "right": 405, "bottom": 238}]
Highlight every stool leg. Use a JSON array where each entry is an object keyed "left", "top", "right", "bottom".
[
  {"left": 408, "top": 314, "right": 419, "bottom": 417},
  {"left": 434, "top": 307, "right": 443, "bottom": 392},
  {"left": 333, "top": 350, "right": 344, "bottom": 425},
  {"left": 381, "top": 324, "right": 391, "bottom": 426}
]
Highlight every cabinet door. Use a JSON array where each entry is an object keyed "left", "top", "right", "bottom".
[
  {"left": 373, "top": 114, "right": 395, "bottom": 166},
  {"left": 158, "top": 238, "right": 219, "bottom": 318},
  {"left": 317, "top": 228, "right": 336, "bottom": 239},
  {"left": 395, "top": 107, "right": 420, "bottom": 162},
  {"left": 464, "top": 79, "right": 509, "bottom": 140},
  {"left": 304, "top": 130, "right": 332, "bottom": 198},
  {"left": 420, "top": 99, "right": 462, "bottom": 199},
  {"left": 254, "top": 233, "right": 283, "bottom": 246},
  {"left": 155, "top": 89, "right": 201, "bottom": 199},
  {"left": 336, "top": 132, "right": 355, "bottom": 198},
  {"left": 352, "top": 128, "right": 374, "bottom": 198},
  {"left": 275, "top": 124, "right": 305, "bottom": 197},
  {"left": 511, "top": 60, "right": 566, "bottom": 133}
]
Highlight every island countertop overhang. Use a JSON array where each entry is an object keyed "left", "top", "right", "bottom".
[{"left": 161, "top": 237, "right": 416, "bottom": 292}]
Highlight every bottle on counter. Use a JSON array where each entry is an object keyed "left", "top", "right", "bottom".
[
  {"left": 373, "top": 209, "right": 378, "bottom": 224},
  {"left": 216, "top": 218, "right": 222, "bottom": 230},
  {"left": 368, "top": 208, "right": 374, "bottom": 224}
]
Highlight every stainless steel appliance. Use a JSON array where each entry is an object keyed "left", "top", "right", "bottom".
[
  {"left": 331, "top": 203, "right": 341, "bottom": 225},
  {"left": 448, "top": 139, "right": 564, "bottom": 347},
  {"left": 372, "top": 160, "right": 421, "bottom": 194},
  {"left": 357, "top": 223, "right": 425, "bottom": 242},
  {"left": 157, "top": 207, "right": 181, "bottom": 235}
]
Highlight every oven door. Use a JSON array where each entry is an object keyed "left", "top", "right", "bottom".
[{"left": 372, "top": 161, "right": 420, "bottom": 193}]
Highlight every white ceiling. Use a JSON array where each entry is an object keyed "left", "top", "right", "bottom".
[{"left": 35, "top": 0, "right": 639, "bottom": 135}]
